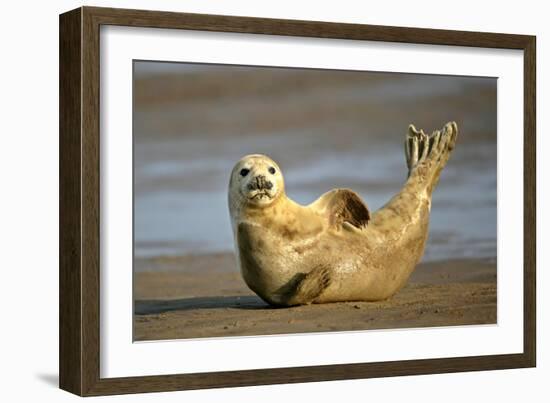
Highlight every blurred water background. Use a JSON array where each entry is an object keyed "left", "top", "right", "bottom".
[{"left": 133, "top": 61, "right": 497, "bottom": 263}]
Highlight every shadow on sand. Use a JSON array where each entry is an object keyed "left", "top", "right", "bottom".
[{"left": 135, "top": 295, "right": 271, "bottom": 315}]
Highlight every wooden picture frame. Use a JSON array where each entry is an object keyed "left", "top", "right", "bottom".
[{"left": 59, "top": 6, "right": 536, "bottom": 396}]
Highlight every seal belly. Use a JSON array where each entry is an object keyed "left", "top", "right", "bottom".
[
  {"left": 236, "top": 221, "right": 302, "bottom": 304},
  {"left": 316, "top": 195, "right": 431, "bottom": 303}
]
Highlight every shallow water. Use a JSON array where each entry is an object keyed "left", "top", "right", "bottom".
[
  {"left": 133, "top": 64, "right": 497, "bottom": 262},
  {"left": 134, "top": 136, "right": 496, "bottom": 262}
]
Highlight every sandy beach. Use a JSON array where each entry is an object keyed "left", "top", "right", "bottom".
[
  {"left": 132, "top": 63, "right": 498, "bottom": 342},
  {"left": 134, "top": 253, "right": 496, "bottom": 341}
]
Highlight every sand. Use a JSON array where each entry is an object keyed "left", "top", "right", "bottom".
[{"left": 134, "top": 253, "right": 496, "bottom": 341}]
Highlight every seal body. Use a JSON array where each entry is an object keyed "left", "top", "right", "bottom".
[{"left": 229, "top": 122, "right": 458, "bottom": 306}]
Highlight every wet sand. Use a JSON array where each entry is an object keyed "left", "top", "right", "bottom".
[{"left": 134, "top": 253, "right": 496, "bottom": 341}]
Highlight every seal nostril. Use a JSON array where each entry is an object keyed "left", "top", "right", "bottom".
[
  {"left": 248, "top": 175, "right": 272, "bottom": 191},
  {"left": 256, "top": 175, "right": 265, "bottom": 188}
]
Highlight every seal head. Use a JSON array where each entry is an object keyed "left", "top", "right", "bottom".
[{"left": 228, "top": 154, "right": 285, "bottom": 213}]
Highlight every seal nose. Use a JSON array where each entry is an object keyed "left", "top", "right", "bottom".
[{"left": 248, "top": 175, "right": 273, "bottom": 191}]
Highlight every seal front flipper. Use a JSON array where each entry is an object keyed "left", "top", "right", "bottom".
[
  {"left": 274, "top": 265, "right": 332, "bottom": 306},
  {"left": 311, "top": 189, "right": 370, "bottom": 230}
]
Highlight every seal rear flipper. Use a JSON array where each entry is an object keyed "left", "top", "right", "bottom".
[
  {"left": 405, "top": 122, "right": 458, "bottom": 183},
  {"left": 274, "top": 265, "right": 332, "bottom": 306}
]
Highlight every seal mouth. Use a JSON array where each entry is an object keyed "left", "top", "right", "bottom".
[{"left": 248, "top": 191, "right": 272, "bottom": 201}]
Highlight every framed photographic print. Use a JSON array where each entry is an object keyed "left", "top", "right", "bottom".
[{"left": 59, "top": 6, "right": 536, "bottom": 396}]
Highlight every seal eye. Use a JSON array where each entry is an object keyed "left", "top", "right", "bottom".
[
  {"left": 240, "top": 168, "right": 250, "bottom": 177},
  {"left": 268, "top": 167, "right": 276, "bottom": 175}
]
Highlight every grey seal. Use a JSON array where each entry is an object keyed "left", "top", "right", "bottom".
[{"left": 228, "top": 122, "right": 458, "bottom": 306}]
